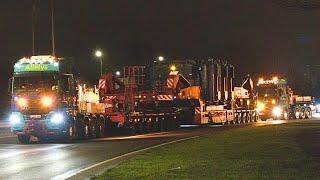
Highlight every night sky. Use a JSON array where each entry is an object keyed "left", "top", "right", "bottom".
[{"left": 1, "top": 0, "right": 320, "bottom": 95}]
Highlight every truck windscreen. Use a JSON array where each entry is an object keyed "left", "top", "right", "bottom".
[
  {"left": 256, "top": 85, "right": 277, "bottom": 98},
  {"left": 13, "top": 73, "right": 58, "bottom": 92}
]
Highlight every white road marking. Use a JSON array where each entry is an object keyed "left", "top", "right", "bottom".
[{"left": 54, "top": 135, "right": 200, "bottom": 180}]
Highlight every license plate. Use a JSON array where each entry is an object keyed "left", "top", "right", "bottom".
[{"left": 30, "top": 115, "right": 41, "bottom": 119}]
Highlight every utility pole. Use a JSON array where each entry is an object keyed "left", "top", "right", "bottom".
[
  {"left": 32, "top": 0, "right": 39, "bottom": 55},
  {"left": 51, "top": 0, "right": 55, "bottom": 56}
]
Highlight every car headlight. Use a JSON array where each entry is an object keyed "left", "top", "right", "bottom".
[
  {"left": 50, "top": 113, "right": 64, "bottom": 124},
  {"left": 17, "top": 98, "right": 27, "bottom": 107},
  {"left": 41, "top": 96, "right": 53, "bottom": 107},
  {"left": 257, "top": 101, "right": 265, "bottom": 112},
  {"left": 9, "top": 114, "right": 21, "bottom": 125},
  {"left": 273, "top": 106, "right": 282, "bottom": 117}
]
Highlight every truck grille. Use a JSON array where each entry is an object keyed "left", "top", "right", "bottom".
[{"left": 21, "top": 99, "right": 51, "bottom": 115}]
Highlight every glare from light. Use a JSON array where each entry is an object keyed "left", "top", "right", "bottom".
[
  {"left": 273, "top": 106, "right": 282, "bottom": 117},
  {"left": 272, "top": 76, "right": 278, "bottom": 82},
  {"left": 115, "top": 71, "right": 121, "bottom": 76},
  {"left": 158, "top": 56, "right": 164, "bottom": 61},
  {"left": 95, "top": 50, "right": 102, "bottom": 57},
  {"left": 51, "top": 113, "right": 64, "bottom": 124},
  {"left": 170, "top": 65, "right": 176, "bottom": 71},
  {"left": 257, "top": 101, "right": 265, "bottom": 112},
  {"left": 9, "top": 114, "right": 21, "bottom": 125},
  {"left": 41, "top": 96, "right": 53, "bottom": 107},
  {"left": 258, "top": 78, "right": 264, "bottom": 84},
  {"left": 312, "top": 112, "right": 320, "bottom": 118},
  {"left": 17, "top": 98, "right": 27, "bottom": 107},
  {"left": 270, "top": 120, "right": 286, "bottom": 125},
  {"left": 271, "top": 99, "right": 276, "bottom": 104}
]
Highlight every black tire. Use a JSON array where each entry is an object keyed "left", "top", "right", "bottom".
[
  {"left": 90, "top": 117, "right": 98, "bottom": 139},
  {"left": 96, "top": 117, "right": 105, "bottom": 138},
  {"left": 300, "top": 110, "right": 306, "bottom": 119},
  {"left": 294, "top": 109, "right": 300, "bottom": 119},
  {"left": 61, "top": 125, "right": 74, "bottom": 143},
  {"left": 18, "top": 134, "right": 30, "bottom": 144},
  {"left": 305, "top": 110, "right": 311, "bottom": 119},
  {"left": 260, "top": 117, "right": 267, "bottom": 121}
]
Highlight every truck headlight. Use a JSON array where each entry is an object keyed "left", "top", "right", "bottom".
[
  {"left": 257, "top": 101, "right": 265, "bottom": 112},
  {"left": 9, "top": 114, "right": 21, "bottom": 125},
  {"left": 17, "top": 98, "right": 27, "bottom": 108},
  {"left": 51, "top": 113, "right": 64, "bottom": 124},
  {"left": 273, "top": 107, "right": 282, "bottom": 117},
  {"left": 41, "top": 96, "right": 53, "bottom": 107}
]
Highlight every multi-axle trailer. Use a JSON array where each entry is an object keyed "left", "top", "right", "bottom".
[{"left": 10, "top": 56, "right": 302, "bottom": 143}]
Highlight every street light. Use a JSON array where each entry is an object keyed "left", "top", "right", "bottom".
[
  {"left": 95, "top": 50, "right": 103, "bottom": 76},
  {"left": 158, "top": 56, "right": 164, "bottom": 62},
  {"left": 115, "top": 71, "right": 121, "bottom": 76}
]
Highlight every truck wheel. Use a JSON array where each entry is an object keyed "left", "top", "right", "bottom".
[{"left": 18, "top": 134, "right": 30, "bottom": 144}]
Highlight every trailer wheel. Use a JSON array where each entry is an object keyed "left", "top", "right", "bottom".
[
  {"left": 283, "top": 111, "right": 289, "bottom": 120},
  {"left": 75, "top": 114, "right": 85, "bottom": 139},
  {"left": 91, "top": 117, "right": 98, "bottom": 138},
  {"left": 300, "top": 110, "right": 306, "bottom": 119},
  {"left": 18, "top": 134, "right": 30, "bottom": 144},
  {"left": 305, "top": 110, "right": 311, "bottom": 119},
  {"left": 96, "top": 117, "right": 105, "bottom": 138},
  {"left": 294, "top": 109, "right": 300, "bottom": 119},
  {"left": 64, "top": 124, "right": 74, "bottom": 140}
]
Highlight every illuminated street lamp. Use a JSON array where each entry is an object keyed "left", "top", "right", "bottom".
[
  {"left": 115, "top": 71, "right": 121, "bottom": 76},
  {"left": 95, "top": 50, "right": 103, "bottom": 76},
  {"left": 158, "top": 56, "right": 164, "bottom": 62}
]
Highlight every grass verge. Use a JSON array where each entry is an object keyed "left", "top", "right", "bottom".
[{"left": 96, "top": 120, "right": 320, "bottom": 180}]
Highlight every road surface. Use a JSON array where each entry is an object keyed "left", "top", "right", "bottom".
[{"left": 0, "top": 119, "right": 316, "bottom": 179}]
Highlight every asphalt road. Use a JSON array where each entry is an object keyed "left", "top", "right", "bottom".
[{"left": 0, "top": 119, "right": 316, "bottom": 180}]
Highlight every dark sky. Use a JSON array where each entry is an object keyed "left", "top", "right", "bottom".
[{"left": 1, "top": 0, "right": 320, "bottom": 93}]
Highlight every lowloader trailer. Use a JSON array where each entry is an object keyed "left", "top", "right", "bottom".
[{"left": 152, "top": 59, "right": 259, "bottom": 125}]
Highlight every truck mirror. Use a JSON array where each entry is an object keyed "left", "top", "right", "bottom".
[{"left": 8, "top": 78, "right": 12, "bottom": 94}]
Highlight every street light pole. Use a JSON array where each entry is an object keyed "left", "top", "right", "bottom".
[
  {"left": 100, "top": 57, "right": 102, "bottom": 76},
  {"left": 95, "top": 50, "right": 103, "bottom": 76}
]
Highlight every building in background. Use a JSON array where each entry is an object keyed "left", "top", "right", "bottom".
[{"left": 304, "top": 64, "right": 320, "bottom": 99}]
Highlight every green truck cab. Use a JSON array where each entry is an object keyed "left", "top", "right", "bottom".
[{"left": 9, "top": 55, "right": 76, "bottom": 143}]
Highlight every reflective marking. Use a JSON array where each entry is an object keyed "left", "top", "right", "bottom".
[{"left": 180, "top": 125, "right": 200, "bottom": 128}]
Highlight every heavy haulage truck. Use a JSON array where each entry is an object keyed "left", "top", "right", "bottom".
[
  {"left": 9, "top": 56, "right": 258, "bottom": 143},
  {"left": 9, "top": 56, "right": 181, "bottom": 143},
  {"left": 256, "top": 77, "right": 312, "bottom": 120}
]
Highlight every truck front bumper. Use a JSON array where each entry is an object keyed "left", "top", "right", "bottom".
[{"left": 10, "top": 111, "right": 69, "bottom": 137}]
